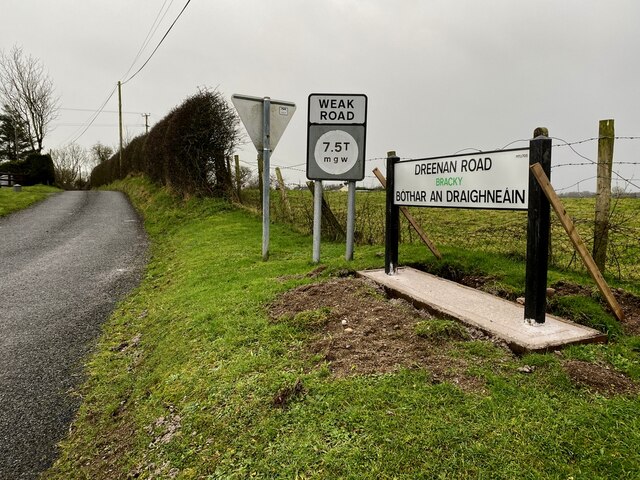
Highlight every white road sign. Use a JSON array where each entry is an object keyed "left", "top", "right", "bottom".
[
  {"left": 313, "top": 130, "right": 360, "bottom": 176},
  {"left": 393, "top": 148, "right": 530, "bottom": 210},
  {"left": 307, "top": 93, "right": 367, "bottom": 181},
  {"left": 231, "top": 94, "right": 296, "bottom": 153},
  {"left": 308, "top": 94, "right": 367, "bottom": 124}
]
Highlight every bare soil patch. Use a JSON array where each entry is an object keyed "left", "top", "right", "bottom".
[
  {"left": 269, "top": 277, "right": 503, "bottom": 391},
  {"left": 615, "top": 290, "right": 640, "bottom": 335},
  {"left": 562, "top": 360, "right": 640, "bottom": 396},
  {"left": 269, "top": 276, "right": 640, "bottom": 396}
]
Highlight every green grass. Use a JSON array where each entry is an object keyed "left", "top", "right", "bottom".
[
  {"left": 247, "top": 188, "right": 640, "bottom": 286},
  {"left": 0, "top": 184, "right": 59, "bottom": 217},
  {"left": 415, "top": 319, "right": 470, "bottom": 342},
  {"left": 48, "top": 177, "right": 640, "bottom": 479}
]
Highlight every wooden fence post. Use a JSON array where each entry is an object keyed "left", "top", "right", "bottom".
[
  {"left": 530, "top": 163, "right": 624, "bottom": 321},
  {"left": 306, "top": 181, "right": 345, "bottom": 240},
  {"left": 593, "top": 119, "right": 614, "bottom": 273},
  {"left": 225, "top": 155, "right": 237, "bottom": 201},
  {"left": 234, "top": 154, "right": 242, "bottom": 202},
  {"left": 275, "top": 167, "right": 293, "bottom": 223},
  {"left": 373, "top": 167, "right": 442, "bottom": 260}
]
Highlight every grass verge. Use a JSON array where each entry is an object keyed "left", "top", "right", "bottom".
[
  {"left": 48, "top": 177, "right": 639, "bottom": 479},
  {"left": 0, "top": 184, "right": 59, "bottom": 217}
]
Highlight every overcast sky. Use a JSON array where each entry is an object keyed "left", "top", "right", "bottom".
[{"left": 2, "top": 0, "right": 639, "bottom": 192}]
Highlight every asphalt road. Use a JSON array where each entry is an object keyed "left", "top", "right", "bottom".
[{"left": 0, "top": 191, "right": 148, "bottom": 479}]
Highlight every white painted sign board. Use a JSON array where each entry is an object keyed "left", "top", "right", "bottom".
[
  {"left": 231, "top": 94, "right": 296, "bottom": 152},
  {"left": 308, "top": 95, "right": 367, "bottom": 124},
  {"left": 307, "top": 94, "right": 367, "bottom": 181},
  {"left": 394, "top": 148, "right": 530, "bottom": 210}
]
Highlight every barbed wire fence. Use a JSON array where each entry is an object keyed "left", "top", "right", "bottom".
[{"left": 233, "top": 134, "right": 639, "bottom": 283}]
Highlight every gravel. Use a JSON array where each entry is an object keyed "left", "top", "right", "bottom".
[{"left": 0, "top": 191, "right": 148, "bottom": 479}]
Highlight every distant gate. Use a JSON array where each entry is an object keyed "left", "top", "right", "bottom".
[{"left": 0, "top": 172, "right": 27, "bottom": 187}]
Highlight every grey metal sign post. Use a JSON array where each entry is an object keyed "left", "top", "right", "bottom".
[
  {"left": 307, "top": 93, "right": 367, "bottom": 262},
  {"left": 262, "top": 98, "right": 271, "bottom": 261},
  {"left": 231, "top": 94, "right": 296, "bottom": 261}
]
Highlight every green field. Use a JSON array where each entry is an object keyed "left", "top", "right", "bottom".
[
  {"left": 48, "top": 177, "right": 640, "bottom": 479},
  {"left": 246, "top": 188, "right": 640, "bottom": 286},
  {"left": 0, "top": 184, "right": 59, "bottom": 217}
]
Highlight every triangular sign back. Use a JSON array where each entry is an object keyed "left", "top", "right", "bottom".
[{"left": 231, "top": 94, "right": 296, "bottom": 153}]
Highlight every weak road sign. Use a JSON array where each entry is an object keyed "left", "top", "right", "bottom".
[{"left": 307, "top": 93, "right": 367, "bottom": 181}]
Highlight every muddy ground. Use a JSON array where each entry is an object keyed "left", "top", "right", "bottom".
[{"left": 269, "top": 276, "right": 640, "bottom": 397}]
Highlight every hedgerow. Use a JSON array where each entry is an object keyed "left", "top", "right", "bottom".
[{"left": 90, "top": 88, "right": 241, "bottom": 197}]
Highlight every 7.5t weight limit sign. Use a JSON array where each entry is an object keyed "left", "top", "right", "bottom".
[
  {"left": 307, "top": 94, "right": 367, "bottom": 181},
  {"left": 313, "top": 130, "right": 359, "bottom": 176}
]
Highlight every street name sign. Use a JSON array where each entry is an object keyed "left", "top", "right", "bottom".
[
  {"left": 385, "top": 135, "right": 559, "bottom": 326},
  {"left": 393, "top": 148, "right": 530, "bottom": 210},
  {"left": 307, "top": 93, "right": 367, "bottom": 181}
]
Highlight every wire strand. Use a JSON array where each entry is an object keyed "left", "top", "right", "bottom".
[
  {"left": 58, "top": 85, "right": 117, "bottom": 146},
  {"left": 120, "top": 0, "right": 175, "bottom": 81},
  {"left": 58, "top": 107, "right": 147, "bottom": 115},
  {"left": 122, "top": 0, "right": 192, "bottom": 85}
]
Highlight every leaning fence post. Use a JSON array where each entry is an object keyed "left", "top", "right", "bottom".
[
  {"left": 524, "top": 128, "right": 552, "bottom": 323},
  {"left": 373, "top": 167, "right": 442, "bottom": 259},
  {"left": 530, "top": 162, "right": 624, "bottom": 321},
  {"left": 385, "top": 151, "right": 400, "bottom": 275}
]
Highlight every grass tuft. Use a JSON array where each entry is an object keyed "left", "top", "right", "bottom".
[
  {"left": 415, "top": 318, "right": 470, "bottom": 342},
  {"left": 550, "top": 295, "right": 622, "bottom": 339},
  {"left": 291, "top": 307, "right": 333, "bottom": 331}
]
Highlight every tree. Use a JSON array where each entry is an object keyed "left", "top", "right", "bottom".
[
  {"left": 50, "top": 143, "right": 88, "bottom": 189},
  {"left": 0, "top": 45, "right": 58, "bottom": 153},
  {"left": 234, "top": 165, "right": 256, "bottom": 189},
  {"left": 91, "top": 87, "right": 242, "bottom": 195},
  {"left": 162, "top": 87, "right": 242, "bottom": 196},
  {"left": 0, "top": 153, "right": 55, "bottom": 185},
  {"left": 90, "top": 141, "right": 114, "bottom": 165},
  {"left": 0, "top": 104, "right": 32, "bottom": 161}
]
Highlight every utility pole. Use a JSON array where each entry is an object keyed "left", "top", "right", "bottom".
[
  {"left": 118, "top": 81, "right": 123, "bottom": 177},
  {"left": 142, "top": 113, "right": 150, "bottom": 134}
]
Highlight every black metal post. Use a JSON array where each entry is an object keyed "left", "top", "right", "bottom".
[
  {"left": 525, "top": 129, "right": 552, "bottom": 323},
  {"left": 385, "top": 152, "right": 400, "bottom": 275}
]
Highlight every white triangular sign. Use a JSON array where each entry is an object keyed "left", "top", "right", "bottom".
[{"left": 231, "top": 94, "right": 296, "bottom": 153}]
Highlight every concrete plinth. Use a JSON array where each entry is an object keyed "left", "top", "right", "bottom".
[{"left": 359, "top": 267, "right": 607, "bottom": 353}]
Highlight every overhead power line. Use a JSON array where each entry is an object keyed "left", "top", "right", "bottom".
[
  {"left": 122, "top": 0, "right": 192, "bottom": 85},
  {"left": 120, "top": 0, "right": 176, "bottom": 81},
  {"left": 57, "top": 85, "right": 117, "bottom": 146},
  {"left": 55, "top": 2, "right": 188, "bottom": 147},
  {"left": 59, "top": 107, "right": 147, "bottom": 115}
]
